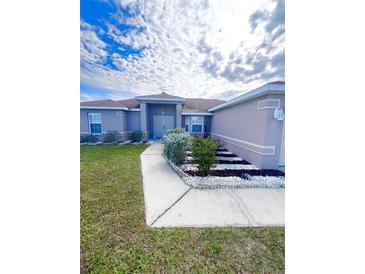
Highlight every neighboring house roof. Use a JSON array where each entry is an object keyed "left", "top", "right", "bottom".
[
  {"left": 183, "top": 98, "right": 225, "bottom": 113},
  {"left": 209, "top": 81, "right": 285, "bottom": 112}
]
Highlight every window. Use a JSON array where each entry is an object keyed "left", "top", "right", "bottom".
[
  {"left": 185, "top": 118, "right": 190, "bottom": 132},
  {"left": 191, "top": 116, "right": 204, "bottom": 133},
  {"left": 88, "top": 113, "right": 102, "bottom": 134}
]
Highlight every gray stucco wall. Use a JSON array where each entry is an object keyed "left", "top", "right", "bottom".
[
  {"left": 80, "top": 109, "right": 128, "bottom": 140},
  {"left": 147, "top": 104, "right": 176, "bottom": 138},
  {"left": 127, "top": 111, "right": 141, "bottom": 132},
  {"left": 210, "top": 94, "right": 285, "bottom": 169}
]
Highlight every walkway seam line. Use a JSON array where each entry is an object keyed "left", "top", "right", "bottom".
[
  {"left": 227, "top": 190, "right": 258, "bottom": 226},
  {"left": 150, "top": 187, "right": 192, "bottom": 226}
]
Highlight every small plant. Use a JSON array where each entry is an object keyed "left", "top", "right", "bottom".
[
  {"left": 212, "top": 136, "right": 226, "bottom": 147},
  {"left": 163, "top": 132, "right": 190, "bottom": 165},
  {"left": 129, "top": 131, "right": 143, "bottom": 142},
  {"left": 103, "top": 131, "right": 120, "bottom": 143},
  {"left": 80, "top": 134, "right": 98, "bottom": 143},
  {"left": 167, "top": 128, "right": 186, "bottom": 135},
  {"left": 191, "top": 136, "right": 218, "bottom": 176}
]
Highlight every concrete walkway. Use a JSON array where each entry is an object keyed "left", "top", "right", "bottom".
[{"left": 140, "top": 143, "right": 285, "bottom": 227}]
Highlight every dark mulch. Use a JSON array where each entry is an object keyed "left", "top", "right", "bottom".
[
  {"left": 218, "top": 159, "right": 251, "bottom": 164},
  {"left": 184, "top": 159, "right": 251, "bottom": 165},
  {"left": 186, "top": 151, "right": 238, "bottom": 157},
  {"left": 215, "top": 153, "right": 238, "bottom": 157},
  {"left": 185, "top": 169, "right": 285, "bottom": 177}
]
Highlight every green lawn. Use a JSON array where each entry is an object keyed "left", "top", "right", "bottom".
[{"left": 81, "top": 145, "right": 285, "bottom": 273}]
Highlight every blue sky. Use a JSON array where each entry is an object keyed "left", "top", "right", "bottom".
[{"left": 80, "top": 0, "right": 284, "bottom": 101}]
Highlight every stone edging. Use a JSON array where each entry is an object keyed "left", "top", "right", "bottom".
[{"left": 162, "top": 153, "right": 285, "bottom": 189}]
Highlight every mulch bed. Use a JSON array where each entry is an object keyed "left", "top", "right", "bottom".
[
  {"left": 184, "top": 148, "right": 285, "bottom": 178},
  {"left": 186, "top": 152, "right": 239, "bottom": 157},
  {"left": 215, "top": 153, "right": 238, "bottom": 157},
  {"left": 185, "top": 159, "right": 251, "bottom": 165},
  {"left": 185, "top": 169, "right": 285, "bottom": 177},
  {"left": 184, "top": 147, "right": 285, "bottom": 178},
  {"left": 218, "top": 159, "right": 251, "bottom": 164}
]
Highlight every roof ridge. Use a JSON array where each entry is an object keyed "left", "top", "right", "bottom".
[{"left": 186, "top": 97, "right": 225, "bottom": 101}]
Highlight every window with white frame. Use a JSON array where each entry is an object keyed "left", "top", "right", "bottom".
[
  {"left": 184, "top": 118, "right": 190, "bottom": 132},
  {"left": 88, "top": 113, "right": 102, "bottom": 134},
  {"left": 191, "top": 116, "right": 204, "bottom": 133}
]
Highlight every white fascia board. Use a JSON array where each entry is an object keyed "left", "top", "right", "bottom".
[
  {"left": 80, "top": 106, "right": 128, "bottom": 110},
  {"left": 208, "top": 83, "right": 285, "bottom": 112},
  {"left": 182, "top": 112, "right": 213, "bottom": 116},
  {"left": 135, "top": 97, "right": 186, "bottom": 102},
  {"left": 128, "top": 108, "right": 141, "bottom": 111}
]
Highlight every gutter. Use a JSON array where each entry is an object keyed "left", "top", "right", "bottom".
[{"left": 182, "top": 112, "right": 213, "bottom": 116}]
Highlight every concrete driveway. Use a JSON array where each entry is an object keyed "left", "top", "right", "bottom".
[{"left": 140, "top": 143, "right": 285, "bottom": 227}]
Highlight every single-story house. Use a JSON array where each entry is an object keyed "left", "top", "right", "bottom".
[{"left": 80, "top": 81, "right": 285, "bottom": 169}]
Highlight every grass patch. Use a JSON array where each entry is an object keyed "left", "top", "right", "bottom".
[{"left": 81, "top": 145, "right": 285, "bottom": 273}]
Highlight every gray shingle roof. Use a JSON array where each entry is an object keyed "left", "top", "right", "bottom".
[
  {"left": 80, "top": 94, "right": 225, "bottom": 112},
  {"left": 183, "top": 98, "right": 225, "bottom": 112},
  {"left": 115, "top": 99, "right": 139, "bottom": 109},
  {"left": 80, "top": 99, "right": 127, "bottom": 108},
  {"left": 135, "top": 92, "right": 184, "bottom": 100}
]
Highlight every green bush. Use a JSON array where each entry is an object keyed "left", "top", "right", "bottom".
[
  {"left": 103, "top": 131, "right": 120, "bottom": 143},
  {"left": 129, "top": 131, "right": 143, "bottom": 142},
  {"left": 167, "top": 128, "right": 186, "bottom": 135},
  {"left": 80, "top": 134, "right": 98, "bottom": 143},
  {"left": 212, "top": 136, "right": 226, "bottom": 147},
  {"left": 163, "top": 132, "right": 190, "bottom": 165},
  {"left": 191, "top": 136, "right": 218, "bottom": 176}
]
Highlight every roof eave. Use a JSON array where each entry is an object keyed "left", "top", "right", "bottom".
[
  {"left": 80, "top": 106, "right": 128, "bottom": 111},
  {"left": 208, "top": 83, "right": 285, "bottom": 112}
]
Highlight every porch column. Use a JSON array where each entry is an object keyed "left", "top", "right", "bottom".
[
  {"left": 140, "top": 102, "right": 148, "bottom": 140},
  {"left": 176, "top": 103, "right": 182, "bottom": 128}
]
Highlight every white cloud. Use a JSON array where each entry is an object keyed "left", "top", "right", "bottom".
[
  {"left": 81, "top": 0, "right": 284, "bottom": 99},
  {"left": 80, "top": 21, "right": 107, "bottom": 64}
]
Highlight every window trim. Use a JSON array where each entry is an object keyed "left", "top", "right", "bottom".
[
  {"left": 191, "top": 116, "right": 204, "bottom": 133},
  {"left": 184, "top": 118, "right": 190, "bottom": 132},
  {"left": 88, "top": 112, "right": 102, "bottom": 135}
]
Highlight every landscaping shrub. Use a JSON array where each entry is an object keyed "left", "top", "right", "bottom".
[
  {"left": 163, "top": 132, "right": 190, "bottom": 165},
  {"left": 103, "top": 131, "right": 120, "bottom": 143},
  {"left": 129, "top": 131, "right": 143, "bottom": 142},
  {"left": 212, "top": 136, "right": 226, "bottom": 147},
  {"left": 80, "top": 134, "right": 98, "bottom": 143},
  {"left": 191, "top": 136, "right": 218, "bottom": 176},
  {"left": 167, "top": 128, "right": 186, "bottom": 135}
]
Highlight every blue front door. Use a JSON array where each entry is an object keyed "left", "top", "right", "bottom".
[{"left": 153, "top": 115, "right": 174, "bottom": 138}]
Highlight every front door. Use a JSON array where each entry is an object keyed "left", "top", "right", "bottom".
[{"left": 153, "top": 115, "right": 174, "bottom": 138}]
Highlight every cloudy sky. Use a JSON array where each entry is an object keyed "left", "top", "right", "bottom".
[{"left": 80, "top": 0, "right": 284, "bottom": 101}]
